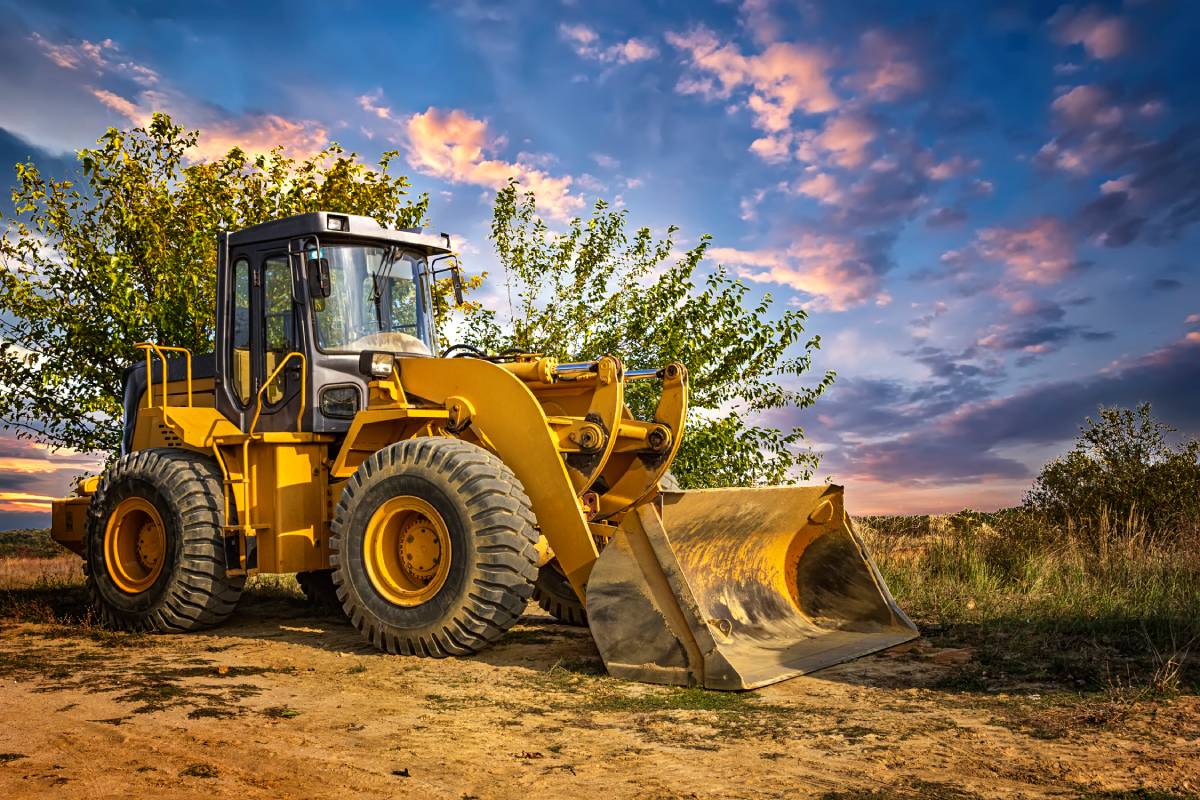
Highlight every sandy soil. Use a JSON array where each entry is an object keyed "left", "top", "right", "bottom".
[{"left": 0, "top": 587, "right": 1197, "bottom": 800}]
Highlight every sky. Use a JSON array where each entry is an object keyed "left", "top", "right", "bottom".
[{"left": 1, "top": 0, "right": 1198, "bottom": 528}]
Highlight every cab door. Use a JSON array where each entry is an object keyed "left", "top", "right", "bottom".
[{"left": 252, "top": 250, "right": 306, "bottom": 433}]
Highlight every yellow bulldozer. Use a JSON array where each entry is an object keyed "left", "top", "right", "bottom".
[{"left": 50, "top": 212, "right": 915, "bottom": 690}]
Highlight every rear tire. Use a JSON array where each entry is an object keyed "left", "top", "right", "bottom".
[
  {"left": 84, "top": 448, "right": 244, "bottom": 632},
  {"left": 329, "top": 438, "right": 539, "bottom": 656}
]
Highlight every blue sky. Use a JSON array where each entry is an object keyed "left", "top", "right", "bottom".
[{"left": 1, "top": 0, "right": 1199, "bottom": 525}]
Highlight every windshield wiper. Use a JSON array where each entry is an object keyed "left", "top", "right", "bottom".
[{"left": 369, "top": 246, "right": 394, "bottom": 330}]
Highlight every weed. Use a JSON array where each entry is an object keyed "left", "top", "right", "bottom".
[
  {"left": 179, "top": 764, "right": 219, "bottom": 778},
  {"left": 262, "top": 705, "right": 301, "bottom": 719}
]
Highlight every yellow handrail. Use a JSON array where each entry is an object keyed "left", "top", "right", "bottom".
[
  {"left": 135, "top": 343, "right": 193, "bottom": 409},
  {"left": 249, "top": 351, "right": 307, "bottom": 435}
]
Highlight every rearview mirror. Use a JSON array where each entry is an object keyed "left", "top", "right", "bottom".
[
  {"left": 432, "top": 257, "right": 466, "bottom": 306},
  {"left": 451, "top": 266, "right": 465, "bottom": 306},
  {"left": 307, "top": 257, "right": 331, "bottom": 298}
]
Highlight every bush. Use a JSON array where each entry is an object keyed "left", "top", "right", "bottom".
[{"left": 1024, "top": 403, "right": 1200, "bottom": 545}]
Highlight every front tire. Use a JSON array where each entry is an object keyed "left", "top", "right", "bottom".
[
  {"left": 329, "top": 438, "right": 539, "bottom": 656},
  {"left": 84, "top": 449, "right": 244, "bottom": 632}
]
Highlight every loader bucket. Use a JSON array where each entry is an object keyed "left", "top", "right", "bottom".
[{"left": 585, "top": 486, "right": 917, "bottom": 690}]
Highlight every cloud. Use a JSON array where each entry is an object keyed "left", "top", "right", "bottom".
[
  {"left": 27, "top": 31, "right": 326, "bottom": 161},
  {"left": 851, "top": 30, "right": 923, "bottom": 102},
  {"left": 1048, "top": 5, "right": 1130, "bottom": 60},
  {"left": 970, "top": 179, "right": 994, "bottom": 197},
  {"left": 975, "top": 217, "right": 1077, "bottom": 284},
  {"left": 709, "top": 230, "right": 893, "bottom": 311},
  {"left": 814, "top": 112, "right": 876, "bottom": 168},
  {"left": 0, "top": 435, "right": 99, "bottom": 520},
  {"left": 666, "top": 25, "right": 837, "bottom": 135},
  {"left": 559, "top": 24, "right": 659, "bottom": 64},
  {"left": 590, "top": 152, "right": 619, "bottom": 170},
  {"left": 975, "top": 322, "right": 1107, "bottom": 360},
  {"left": 29, "top": 32, "right": 159, "bottom": 86},
  {"left": 790, "top": 170, "right": 843, "bottom": 205},
  {"left": 812, "top": 336, "right": 1200, "bottom": 487},
  {"left": 739, "top": 188, "right": 768, "bottom": 221},
  {"left": 92, "top": 88, "right": 329, "bottom": 161},
  {"left": 926, "top": 206, "right": 967, "bottom": 228},
  {"left": 926, "top": 154, "right": 979, "bottom": 181},
  {"left": 403, "top": 106, "right": 583, "bottom": 222},
  {"left": 0, "top": 128, "right": 76, "bottom": 185}
]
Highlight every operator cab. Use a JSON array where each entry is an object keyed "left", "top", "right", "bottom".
[{"left": 215, "top": 211, "right": 457, "bottom": 435}]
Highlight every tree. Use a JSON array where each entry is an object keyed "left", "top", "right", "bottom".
[
  {"left": 457, "top": 182, "right": 834, "bottom": 488},
  {"left": 0, "top": 113, "right": 427, "bottom": 454},
  {"left": 1025, "top": 403, "right": 1200, "bottom": 541}
]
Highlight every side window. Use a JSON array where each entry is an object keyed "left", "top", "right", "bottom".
[
  {"left": 231, "top": 258, "right": 251, "bottom": 405},
  {"left": 263, "top": 255, "right": 295, "bottom": 405}
]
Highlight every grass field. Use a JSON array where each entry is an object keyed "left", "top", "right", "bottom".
[{"left": 859, "top": 510, "right": 1200, "bottom": 696}]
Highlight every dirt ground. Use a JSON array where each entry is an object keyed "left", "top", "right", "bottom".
[{"left": 0, "top": 570, "right": 1197, "bottom": 800}]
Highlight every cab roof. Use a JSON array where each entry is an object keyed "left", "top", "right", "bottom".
[{"left": 227, "top": 211, "right": 453, "bottom": 254}]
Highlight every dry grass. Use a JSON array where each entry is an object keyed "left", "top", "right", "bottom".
[
  {"left": 858, "top": 509, "right": 1200, "bottom": 693},
  {"left": 0, "top": 555, "right": 83, "bottom": 590}
]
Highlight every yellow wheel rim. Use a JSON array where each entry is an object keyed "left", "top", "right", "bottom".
[
  {"left": 363, "top": 496, "right": 452, "bottom": 607},
  {"left": 104, "top": 496, "right": 167, "bottom": 594}
]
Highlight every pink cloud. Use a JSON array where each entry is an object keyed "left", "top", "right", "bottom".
[
  {"left": 789, "top": 170, "right": 843, "bottom": 205},
  {"left": 852, "top": 30, "right": 923, "bottom": 101},
  {"left": 1036, "top": 85, "right": 1153, "bottom": 176},
  {"left": 737, "top": 0, "right": 783, "bottom": 45},
  {"left": 813, "top": 113, "right": 876, "bottom": 168},
  {"left": 709, "top": 233, "right": 888, "bottom": 311},
  {"left": 1049, "top": 5, "right": 1130, "bottom": 60},
  {"left": 33, "top": 32, "right": 323, "bottom": 161},
  {"left": 926, "top": 154, "right": 980, "bottom": 181},
  {"left": 404, "top": 107, "right": 583, "bottom": 222},
  {"left": 666, "top": 26, "right": 837, "bottom": 136},
  {"left": 748, "top": 132, "right": 792, "bottom": 163},
  {"left": 975, "top": 217, "right": 1076, "bottom": 284},
  {"left": 91, "top": 87, "right": 328, "bottom": 161},
  {"left": 30, "top": 32, "right": 158, "bottom": 86},
  {"left": 559, "top": 23, "right": 659, "bottom": 64},
  {"left": 1051, "top": 84, "right": 1123, "bottom": 128}
]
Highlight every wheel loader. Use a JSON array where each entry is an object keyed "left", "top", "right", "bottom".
[{"left": 49, "top": 211, "right": 916, "bottom": 690}]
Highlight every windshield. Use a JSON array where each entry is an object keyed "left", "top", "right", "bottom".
[{"left": 310, "top": 245, "right": 431, "bottom": 355}]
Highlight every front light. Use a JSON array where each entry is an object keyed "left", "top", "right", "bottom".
[
  {"left": 358, "top": 350, "right": 396, "bottom": 378},
  {"left": 327, "top": 214, "right": 348, "bottom": 231},
  {"left": 320, "top": 386, "right": 360, "bottom": 418}
]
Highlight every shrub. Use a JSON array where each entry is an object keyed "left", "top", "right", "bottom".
[{"left": 1024, "top": 403, "right": 1200, "bottom": 545}]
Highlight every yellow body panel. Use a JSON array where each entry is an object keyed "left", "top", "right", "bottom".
[
  {"left": 241, "top": 440, "right": 330, "bottom": 573},
  {"left": 50, "top": 495, "right": 90, "bottom": 555}
]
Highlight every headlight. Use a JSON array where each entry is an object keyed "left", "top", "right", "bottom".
[
  {"left": 358, "top": 350, "right": 396, "bottom": 378},
  {"left": 320, "top": 385, "right": 360, "bottom": 418},
  {"left": 327, "top": 214, "right": 348, "bottom": 231}
]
